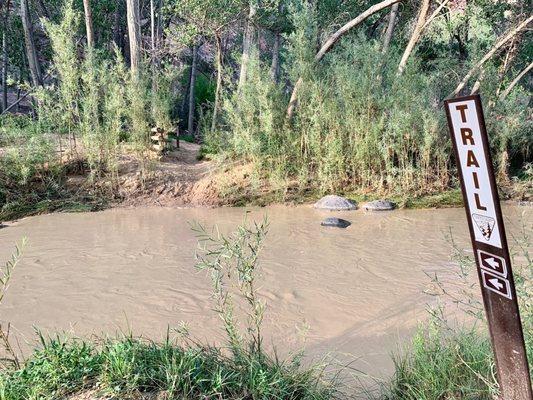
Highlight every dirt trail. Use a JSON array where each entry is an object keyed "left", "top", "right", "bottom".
[{"left": 117, "top": 141, "right": 215, "bottom": 207}]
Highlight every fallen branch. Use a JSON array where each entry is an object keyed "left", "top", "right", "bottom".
[
  {"left": 450, "top": 15, "right": 533, "bottom": 97},
  {"left": 420, "top": 0, "right": 451, "bottom": 32},
  {"left": 469, "top": 67, "right": 484, "bottom": 95},
  {"left": 0, "top": 73, "right": 50, "bottom": 116},
  {"left": 286, "top": 0, "right": 402, "bottom": 119}
]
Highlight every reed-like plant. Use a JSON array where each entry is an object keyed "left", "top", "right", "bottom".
[
  {"left": 0, "top": 239, "right": 26, "bottom": 370},
  {"left": 382, "top": 220, "right": 533, "bottom": 399},
  {"left": 192, "top": 217, "right": 269, "bottom": 358}
]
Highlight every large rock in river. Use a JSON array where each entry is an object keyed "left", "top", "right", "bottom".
[
  {"left": 363, "top": 199, "right": 396, "bottom": 211},
  {"left": 321, "top": 217, "right": 351, "bottom": 228},
  {"left": 314, "top": 195, "right": 357, "bottom": 211}
]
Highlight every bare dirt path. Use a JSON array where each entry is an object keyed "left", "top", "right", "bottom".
[{"left": 117, "top": 141, "right": 215, "bottom": 207}]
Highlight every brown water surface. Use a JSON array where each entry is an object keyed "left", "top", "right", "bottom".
[{"left": 0, "top": 205, "right": 530, "bottom": 382}]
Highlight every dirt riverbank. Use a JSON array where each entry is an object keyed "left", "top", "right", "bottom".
[{"left": 107, "top": 142, "right": 532, "bottom": 210}]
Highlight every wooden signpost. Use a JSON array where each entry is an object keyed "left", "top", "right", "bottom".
[{"left": 445, "top": 94, "right": 532, "bottom": 400}]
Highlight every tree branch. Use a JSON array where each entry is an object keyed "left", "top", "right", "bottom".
[
  {"left": 450, "top": 15, "right": 533, "bottom": 97},
  {"left": 500, "top": 60, "right": 533, "bottom": 99},
  {"left": 396, "top": 0, "right": 430, "bottom": 76},
  {"left": 286, "top": 0, "right": 402, "bottom": 119},
  {"left": 421, "top": 0, "right": 450, "bottom": 32}
]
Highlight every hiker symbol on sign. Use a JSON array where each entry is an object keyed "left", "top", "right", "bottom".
[{"left": 472, "top": 213, "right": 495, "bottom": 240}]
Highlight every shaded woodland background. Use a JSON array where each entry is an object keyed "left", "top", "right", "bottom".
[{"left": 0, "top": 0, "right": 531, "bottom": 216}]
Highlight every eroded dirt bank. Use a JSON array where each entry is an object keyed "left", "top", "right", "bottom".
[{"left": 111, "top": 142, "right": 532, "bottom": 210}]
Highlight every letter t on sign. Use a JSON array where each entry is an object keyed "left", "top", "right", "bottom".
[{"left": 444, "top": 94, "right": 532, "bottom": 400}]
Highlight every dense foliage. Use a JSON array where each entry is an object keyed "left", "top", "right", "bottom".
[
  {"left": 0, "top": 0, "right": 531, "bottom": 217},
  {"left": 207, "top": 0, "right": 532, "bottom": 196}
]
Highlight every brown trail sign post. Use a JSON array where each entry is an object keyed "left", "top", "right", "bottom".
[{"left": 444, "top": 94, "right": 532, "bottom": 400}]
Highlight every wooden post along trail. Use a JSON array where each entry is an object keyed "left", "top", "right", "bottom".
[{"left": 445, "top": 94, "right": 532, "bottom": 400}]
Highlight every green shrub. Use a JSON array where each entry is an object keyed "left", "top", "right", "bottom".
[
  {"left": 385, "top": 323, "right": 496, "bottom": 400},
  {"left": 204, "top": 1, "right": 531, "bottom": 201}
]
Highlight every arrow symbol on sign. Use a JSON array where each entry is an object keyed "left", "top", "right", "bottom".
[
  {"left": 489, "top": 278, "right": 504, "bottom": 290},
  {"left": 485, "top": 257, "right": 499, "bottom": 270}
]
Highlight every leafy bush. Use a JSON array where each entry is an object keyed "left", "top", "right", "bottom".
[{"left": 205, "top": 1, "right": 532, "bottom": 200}]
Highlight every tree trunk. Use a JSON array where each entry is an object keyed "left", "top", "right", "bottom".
[
  {"left": 188, "top": 44, "right": 198, "bottom": 136},
  {"left": 270, "top": 31, "right": 280, "bottom": 83},
  {"left": 181, "top": 70, "right": 190, "bottom": 117},
  {"left": 113, "top": 0, "right": 122, "bottom": 47},
  {"left": 151, "top": 0, "right": 163, "bottom": 92},
  {"left": 157, "top": 0, "right": 163, "bottom": 41},
  {"left": 15, "top": 87, "right": 20, "bottom": 111},
  {"left": 150, "top": 0, "right": 156, "bottom": 92},
  {"left": 1, "top": 2, "right": 9, "bottom": 112},
  {"left": 1, "top": 31, "right": 7, "bottom": 112},
  {"left": 470, "top": 68, "right": 484, "bottom": 95},
  {"left": 21, "top": 0, "right": 42, "bottom": 87},
  {"left": 382, "top": 3, "right": 399, "bottom": 54},
  {"left": 83, "top": 0, "right": 94, "bottom": 49},
  {"left": 150, "top": 0, "right": 156, "bottom": 57},
  {"left": 396, "top": 0, "right": 430, "bottom": 76},
  {"left": 287, "top": 0, "right": 402, "bottom": 119},
  {"left": 500, "top": 61, "right": 533, "bottom": 99},
  {"left": 238, "top": 4, "right": 257, "bottom": 91},
  {"left": 211, "top": 34, "right": 223, "bottom": 133},
  {"left": 495, "top": 37, "right": 520, "bottom": 98},
  {"left": 126, "top": 0, "right": 142, "bottom": 75},
  {"left": 450, "top": 15, "right": 533, "bottom": 97}
]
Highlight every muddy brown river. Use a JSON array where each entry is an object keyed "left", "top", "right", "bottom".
[{"left": 0, "top": 205, "right": 530, "bottom": 384}]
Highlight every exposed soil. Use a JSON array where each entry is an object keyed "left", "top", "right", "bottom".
[
  {"left": 109, "top": 142, "right": 532, "bottom": 210},
  {"left": 68, "top": 390, "right": 161, "bottom": 400},
  {"left": 112, "top": 143, "right": 281, "bottom": 208},
  {"left": 115, "top": 141, "right": 216, "bottom": 208}
]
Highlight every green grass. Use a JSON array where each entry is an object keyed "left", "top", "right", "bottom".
[
  {"left": 180, "top": 134, "right": 196, "bottom": 143},
  {"left": 0, "top": 196, "right": 105, "bottom": 222},
  {"left": 214, "top": 183, "right": 464, "bottom": 209},
  {"left": 382, "top": 324, "right": 498, "bottom": 400},
  {"left": 397, "top": 189, "right": 464, "bottom": 209},
  {"left": 0, "top": 335, "right": 336, "bottom": 400}
]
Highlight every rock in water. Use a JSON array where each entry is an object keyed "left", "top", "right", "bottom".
[
  {"left": 363, "top": 200, "right": 396, "bottom": 211},
  {"left": 314, "top": 195, "right": 357, "bottom": 211},
  {"left": 321, "top": 217, "right": 351, "bottom": 228}
]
